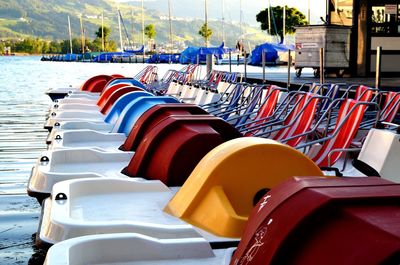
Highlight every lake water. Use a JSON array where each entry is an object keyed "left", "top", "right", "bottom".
[{"left": 0, "top": 56, "right": 284, "bottom": 264}]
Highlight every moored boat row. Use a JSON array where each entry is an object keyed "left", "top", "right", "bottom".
[{"left": 30, "top": 65, "right": 400, "bottom": 264}]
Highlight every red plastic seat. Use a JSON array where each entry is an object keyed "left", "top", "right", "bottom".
[
  {"left": 381, "top": 91, "right": 400, "bottom": 123},
  {"left": 273, "top": 93, "right": 320, "bottom": 147},
  {"left": 121, "top": 115, "right": 241, "bottom": 186},
  {"left": 96, "top": 83, "right": 134, "bottom": 108},
  {"left": 99, "top": 86, "right": 144, "bottom": 114},
  {"left": 80, "top": 75, "right": 114, "bottom": 92},
  {"left": 120, "top": 104, "right": 209, "bottom": 151},
  {"left": 232, "top": 176, "right": 400, "bottom": 265},
  {"left": 308, "top": 99, "right": 367, "bottom": 167},
  {"left": 355, "top": 85, "right": 374, "bottom": 102},
  {"left": 249, "top": 85, "right": 281, "bottom": 127}
]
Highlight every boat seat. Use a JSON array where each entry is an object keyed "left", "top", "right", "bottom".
[
  {"left": 356, "top": 128, "right": 400, "bottom": 182},
  {"left": 307, "top": 99, "right": 368, "bottom": 167},
  {"left": 165, "top": 137, "right": 323, "bottom": 238},
  {"left": 46, "top": 91, "right": 153, "bottom": 144},
  {"left": 233, "top": 176, "right": 400, "bottom": 265},
  {"left": 44, "top": 177, "right": 400, "bottom": 265},
  {"left": 99, "top": 86, "right": 144, "bottom": 114},
  {"left": 120, "top": 104, "right": 209, "bottom": 151},
  {"left": 48, "top": 95, "right": 178, "bottom": 150},
  {"left": 111, "top": 96, "right": 180, "bottom": 135},
  {"left": 38, "top": 138, "right": 320, "bottom": 247},
  {"left": 122, "top": 115, "right": 242, "bottom": 186},
  {"left": 104, "top": 77, "right": 147, "bottom": 91},
  {"left": 80, "top": 74, "right": 114, "bottom": 93},
  {"left": 381, "top": 91, "right": 400, "bottom": 123}
]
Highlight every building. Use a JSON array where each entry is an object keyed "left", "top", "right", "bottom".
[{"left": 329, "top": 0, "right": 400, "bottom": 76}]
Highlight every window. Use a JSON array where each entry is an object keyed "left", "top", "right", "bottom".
[
  {"left": 371, "top": 4, "right": 400, "bottom": 35},
  {"left": 330, "top": 0, "right": 354, "bottom": 26}
]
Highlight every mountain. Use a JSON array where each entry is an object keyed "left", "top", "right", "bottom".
[{"left": 0, "top": 0, "right": 278, "bottom": 48}]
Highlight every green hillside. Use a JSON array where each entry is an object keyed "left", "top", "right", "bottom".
[{"left": 0, "top": 0, "right": 272, "bottom": 49}]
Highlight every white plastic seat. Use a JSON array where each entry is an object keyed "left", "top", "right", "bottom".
[
  {"left": 49, "top": 130, "right": 126, "bottom": 151},
  {"left": 45, "top": 111, "right": 106, "bottom": 128},
  {"left": 38, "top": 178, "right": 234, "bottom": 246},
  {"left": 46, "top": 121, "right": 114, "bottom": 145},
  {"left": 55, "top": 97, "right": 99, "bottom": 106},
  {"left": 28, "top": 149, "right": 134, "bottom": 196},
  {"left": 44, "top": 233, "right": 234, "bottom": 265}
]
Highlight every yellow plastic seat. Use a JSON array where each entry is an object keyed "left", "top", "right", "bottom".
[{"left": 164, "top": 137, "right": 324, "bottom": 238}]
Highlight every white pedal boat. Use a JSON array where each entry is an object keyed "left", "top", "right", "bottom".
[
  {"left": 46, "top": 91, "right": 154, "bottom": 143},
  {"left": 45, "top": 88, "right": 148, "bottom": 129},
  {"left": 28, "top": 148, "right": 134, "bottom": 200},
  {"left": 45, "top": 94, "right": 175, "bottom": 132},
  {"left": 48, "top": 103, "right": 210, "bottom": 150},
  {"left": 45, "top": 234, "right": 234, "bottom": 265},
  {"left": 45, "top": 74, "right": 123, "bottom": 101},
  {"left": 37, "top": 138, "right": 323, "bottom": 247},
  {"left": 44, "top": 176, "right": 400, "bottom": 265},
  {"left": 30, "top": 114, "right": 242, "bottom": 202}
]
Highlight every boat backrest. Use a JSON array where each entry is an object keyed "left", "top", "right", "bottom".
[
  {"left": 247, "top": 85, "right": 282, "bottom": 126},
  {"left": 122, "top": 115, "right": 241, "bottom": 186},
  {"left": 308, "top": 99, "right": 367, "bottom": 167},
  {"left": 381, "top": 91, "right": 400, "bottom": 123},
  {"left": 164, "top": 138, "right": 323, "bottom": 238},
  {"left": 355, "top": 85, "right": 375, "bottom": 102},
  {"left": 96, "top": 83, "right": 131, "bottom": 108},
  {"left": 105, "top": 78, "right": 147, "bottom": 91},
  {"left": 111, "top": 96, "right": 180, "bottom": 135},
  {"left": 319, "top": 84, "right": 341, "bottom": 112},
  {"left": 273, "top": 93, "right": 320, "bottom": 147},
  {"left": 99, "top": 86, "right": 145, "bottom": 114},
  {"left": 104, "top": 91, "right": 153, "bottom": 125},
  {"left": 231, "top": 176, "right": 400, "bottom": 265},
  {"left": 80, "top": 74, "right": 113, "bottom": 92},
  {"left": 120, "top": 104, "right": 208, "bottom": 151}
]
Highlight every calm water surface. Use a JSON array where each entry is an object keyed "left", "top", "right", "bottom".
[
  {"left": 0, "top": 56, "right": 189, "bottom": 264},
  {"left": 0, "top": 56, "right": 278, "bottom": 264}
]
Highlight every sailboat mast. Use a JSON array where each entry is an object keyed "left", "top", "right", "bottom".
[
  {"left": 101, "top": 12, "right": 105, "bottom": 51},
  {"left": 239, "top": 0, "right": 242, "bottom": 38},
  {"left": 168, "top": 0, "right": 173, "bottom": 53},
  {"left": 222, "top": 0, "right": 225, "bottom": 43},
  {"left": 131, "top": 9, "right": 135, "bottom": 47},
  {"left": 141, "top": 0, "right": 145, "bottom": 53},
  {"left": 308, "top": 0, "right": 311, "bottom": 24},
  {"left": 80, "top": 16, "right": 85, "bottom": 54},
  {"left": 283, "top": 5, "right": 286, "bottom": 44},
  {"left": 205, "top": 0, "right": 208, "bottom": 47},
  {"left": 268, "top": 0, "right": 271, "bottom": 35},
  {"left": 67, "top": 15, "right": 73, "bottom": 54},
  {"left": 117, "top": 9, "right": 124, "bottom": 51}
]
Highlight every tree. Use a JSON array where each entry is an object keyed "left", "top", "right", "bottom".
[
  {"left": 95, "top": 26, "right": 111, "bottom": 40},
  {"left": 94, "top": 26, "right": 112, "bottom": 51},
  {"left": 198, "top": 23, "right": 212, "bottom": 46},
  {"left": 144, "top": 24, "right": 156, "bottom": 40},
  {"left": 144, "top": 24, "right": 156, "bottom": 51},
  {"left": 256, "top": 5, "right": 307, "bottom": 43}
]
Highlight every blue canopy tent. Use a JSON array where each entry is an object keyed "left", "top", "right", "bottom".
[
  {"left": 250, "top": 43, "right": 294, "bottom": 65},
  {"left": 179, "top": 43, "right": 231, "bottom": 64},
  {"left": 179, "top": 46, "right": 200, "bottom": 64},
  {"left": 125, "top": 45, "right": 145, "bottom": 54}
]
